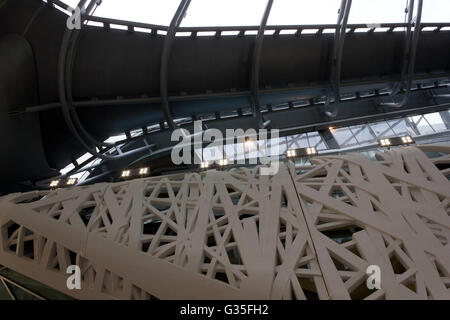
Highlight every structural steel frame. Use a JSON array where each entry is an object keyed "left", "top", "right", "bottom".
[
  {"left": 381, "top": 0, "right": 424, "bottom": 109},
  {"left": 2, "top": 0, "right": 447, "bottom": 189},
  {"left": 45, "top": 0, "right": 449, "bottom": 163}
]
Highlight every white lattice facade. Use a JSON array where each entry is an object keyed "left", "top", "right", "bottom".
[{"left": 0, "top": 145, "right": 449, "bottom": 299}]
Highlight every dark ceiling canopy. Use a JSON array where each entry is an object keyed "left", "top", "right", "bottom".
[{"left": 0, "top": 0, "right": 449, "bottom": 193}]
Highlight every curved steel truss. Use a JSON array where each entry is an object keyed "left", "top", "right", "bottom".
[
  {"left": 41, "top": 0, "right": 450, "bottom": 165},
  {"left": 1, "top": 145, "right": 449, "bottom": 299}
]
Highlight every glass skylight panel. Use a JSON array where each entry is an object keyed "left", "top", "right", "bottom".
[
  {"left": 287, "top": 134, "right": 309, "bottom": 149},
  {"left": 409, "top": 115, "right": 435, "bottom": 135},
  {"left": 223, "top": 144, "right": 236, "bottom": 161},
  {"left": 256, "top": 140, "right": 270, "bottom": 159},
  {"left": 348, "top": 0, "right": 410, "bottom": 24},
  {"left": 104, "top": 133, "right": 127, "bottom": 144},
  {"left": 268, "top": 0, "right": 340, "bottom": 26},
  {"left": 422, "top": 0, "right": 450, "bottom": 22},
  {"left": 58, "top": 0, "right": 448, "bottom": 28},
  {"left": 423, "top": 113, "right": 446, "bottom": 132},
  {"left": 267, "top": 137, "right": 284, "bottom": 156},
  {"left": 306, "top": 132, "right": 327, "bottom": 150},
  {"left": 130, "top": 128, "right": 143, "bottom": 137},
  {"left": 246, "top": 141, "right": 259, "bottom": 160},
  {"left": 58, "top": 151, "right": 95, "bottom": 183},
  {"left": 369, "top": 121, "right": 395, "bottom": 138},
  {"left": 443, "top": 110, "right": 450, "bottom": 127},
  {"left": 349, "top": 125, "right": 375, "bottom": 144},
  {"left": 234, "top": 143, "right": 246, "bottom": 163},
  {"left": 269, "top": 137, "right": 287, "bottom": 155},
  {"left": 203, "top": 146, "right": 223, "bottom": 161},
  {"left": 315, "top": 140, "right": 327, "bottom": 151},
  {"left": 90, "top": 0, "right": 181, "bottom": 26},
  {"left": 76, "top": 152, "right": 93, "bottom": 165},
  {"left": 181, "top": 0, "right": 266, "bottom": 27},
  {"left": 387, "top": 119, "right": 413, "bottom": 136},
  {"left": 62, "top": 0, "right": 79, "bottom": 9},
  {"left": 60, "top": 163, "right": 75, "bottom": 175},
  {"left": 331, "top": 127, "right": 359, "bottom": 148}
]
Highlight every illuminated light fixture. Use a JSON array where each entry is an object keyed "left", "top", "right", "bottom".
[
  {"left": 244, "top": 137, "right": 254, "bottom": 147},
  {"left": 379, "top": 138, "right": 391, "bottom": 147},
  {"left": 200, "top": 161, "right": 209, "bottom": 169},
  {"left": 287, "top": 147, "right": 318, "bottom": 158},
  {"left": 286, "top": 149, "right": 297, "bottom": 158},
  {"left": 306, "top": 147, "right": 317, "bottom": 156},
  {"left": 66, "top": 178, "right": 78, "bottom": 186},
  {"left": 379, "top": 136, "right": 415, "bottom": 148},
  {"left": 219, "top": 159, "right": 228, "bottom": 166},
  {"left": 121, "top": 170, "right": 131, "bottom": 178},
  {"left": 401, "top": 135, "right": 414, "bottom": 145},
  {"left": 49, "top": 180, "right": 60, "bottom": 188},
  {"left": 139, "top": 167, "right": 149, "bottom": 175}
]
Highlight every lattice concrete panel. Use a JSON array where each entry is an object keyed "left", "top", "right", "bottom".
[{"left": 0, "top": 146, "right": 449, "bottom": 300}]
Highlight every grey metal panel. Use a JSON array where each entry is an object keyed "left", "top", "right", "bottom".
[{"left": 0, "top": 34, "right": 56, "bottom": 193}]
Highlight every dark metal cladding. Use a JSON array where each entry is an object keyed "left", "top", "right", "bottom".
[{"left": 0, "top": 0, "right": 449, "bottom": 193}]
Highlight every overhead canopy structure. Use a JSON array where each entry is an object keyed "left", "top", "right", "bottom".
[{"left": 0, "top": 0, "right": 449, "bottom": 193}]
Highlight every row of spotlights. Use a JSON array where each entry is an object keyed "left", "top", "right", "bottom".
[
  {"left": 121, "top": 170, "right": 131, "bottom": 178},
  {"left": 200, "top": 147, "right": 317, "bottom": 170},
  {"left": 67, "top": 178, "right": 78, "bottom": 185},
  {"left": 401, "top": 135, "right": 414, "bottom": 144},
  {"left": 286, "top": 149, "right": 296, "bottom": 157},
  {"left": 378, "top": 135, "right": 415, "bottom": 148},
  {"left": 286, "top": 147, "right": 318, "bottom": 158},
  {"left": 379, "top": 138, "right": 391, "bottom": 147},
  {"left": 121, "top": 167, "right": 150, "bottom": 179},
  {"left": 50, "top": 167, "right": 151, "bottom": 188},
  {"left": 49, "top": 177, "right": 78, "bottom": 188},
  {"left": 199, "top": 159, "right": 230, "bottom": 170},
  {"left": 49, "top": 180, "right": 59, "bottom": 188},
  {"left": 49, "top": 134, "right": 415, "bottom": 188},
  {"left": 200, "top": 162, "right": 209, "bottom": 169}
]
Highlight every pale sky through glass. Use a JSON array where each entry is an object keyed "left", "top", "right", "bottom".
[{"left": 62, "top": 0, "right": 450, "bottom": 26}]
